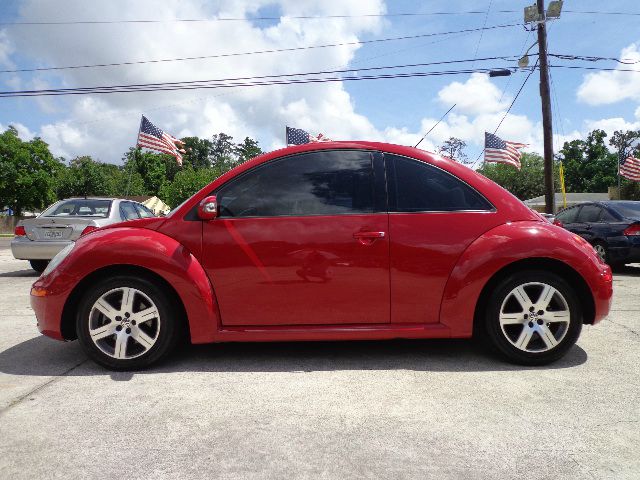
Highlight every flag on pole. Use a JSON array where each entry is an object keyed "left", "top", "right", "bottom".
[
  {"left": 484, "top": 132, "right": 526, "bottom": 170},
  {"left": 137, "top": 115, "right": 185, "bottom": 165},
  {"left": 286, "top": 126, "right": 332, "bottom": 145},
  {"left": 620, "top": 156, "right": 640, "bottom": 181}
]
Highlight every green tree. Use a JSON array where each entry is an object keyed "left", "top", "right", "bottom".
[
  {"left": 181, "top": 136, "right": 213, "bottom": 169},
  {"left": 122, "top": 148, "right": 180, "bottom": 196},
  {"left": 235, "top": 136, "right": 262, "bottom": 164},
  {"left": 211, "top": 132, "right": 237, "bottom": 169},
  {"left": 438, "top": 137, "right": 468, "bottom": 163},
  {"left": 56, "top": 156, "right": 113, "bottom": 198},
  {"left": 0, "top": 126, "right": 63, "bottom": 215},
  {"left": 478, "top": 153, "right": 555, "bottom": 200},
  {"left": 558, "top": 129, "right": 618, "bottom": 193},
  {"left": 159, "top": 165, "right": 224, "bottom": 208}
]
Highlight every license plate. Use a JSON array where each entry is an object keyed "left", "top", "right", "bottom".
[{"left": 43, "top": 230, "right": 64, "bottom": 239}]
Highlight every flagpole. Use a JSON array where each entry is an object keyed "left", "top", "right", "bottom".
[
  {"left": 126, "top": 115, "right": 144, "bottom": 196},
  {"left": 618, "top": 153, "right": 621, "bottom": 200}
]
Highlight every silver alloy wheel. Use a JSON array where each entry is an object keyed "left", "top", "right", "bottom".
[
  {"left": 88, "top": 287, "right": 161, "bottom": 360},
  {"left": 499, "top": 282, "right": 571, "bottom": 353},
  {"left": 593, "top": 244, "right": 606, "bottom": 263}
]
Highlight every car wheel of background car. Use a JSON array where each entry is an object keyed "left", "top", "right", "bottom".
[
  {"left": 591, "top": 241, "right": 609, "bottom": 265},
  {"left": 483, "top": 270, "right": 582, "bottom": 366},
  {"left": 76, "top": 275, "right": 179, "bottom": 370},
  {"left": 29, "top": 260, "right": 49, "bottom": 273}
]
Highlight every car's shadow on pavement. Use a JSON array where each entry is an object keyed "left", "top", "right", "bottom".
[
  {"left": 0, "top": 269, "right": 39, "bottom": 278},
  {"left": 0, "top": 336, "right": 588, "bottom": 378}
]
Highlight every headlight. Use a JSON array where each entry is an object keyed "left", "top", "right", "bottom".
[{"left": 42, "top": 243, "right": 75, "bottom": 276}]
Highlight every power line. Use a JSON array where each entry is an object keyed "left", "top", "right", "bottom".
[
  {"left": 0, "top": 66, "right": 518, "bottom": 98},
  {"left": 0, "top": 56, "right": 522, "bottom": 96},
  {"left": 0, "top": 23, "right": 520, "bottom": 74},
  {"left": 0, "top": 9, "right": 637, "bottom": 25},
  {"left": 548, "top": 53, "right": 640, "bottom": 65}
]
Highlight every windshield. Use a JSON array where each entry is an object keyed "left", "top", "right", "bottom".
[
  {"left": 42, "top": 199, "right": 112, "bottom": 218},
  {"left": 610, "top": 202, "right": 640, "bottom": 219}
]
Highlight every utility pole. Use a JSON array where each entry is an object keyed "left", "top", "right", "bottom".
[{"left": 536, "top": 0, "right": 555, "bottom": 214}]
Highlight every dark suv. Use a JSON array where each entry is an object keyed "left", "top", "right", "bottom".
[{"left": 554, "top": 201, "right": 640, "bottom": 266}]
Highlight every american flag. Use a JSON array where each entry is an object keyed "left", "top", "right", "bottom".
[
  {"left": 484, "top": 132, "right": 527, "bottom": 170},
  {"left": 137, "top": 115, "right": 185, "bottom": 165},
  {"left": 286, "top": 126, "right": 332, "bottom": 145},
  {"left": 620, "top": 156, "right": 640, "bottom": 182}
]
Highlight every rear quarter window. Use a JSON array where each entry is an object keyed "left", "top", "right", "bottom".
[{"left": 386, "top": 154, "right": 492, "bottom": 212}]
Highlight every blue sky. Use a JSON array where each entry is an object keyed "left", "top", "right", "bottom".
[{"left": 1, "top": 0, "right": 639, "bottom": 164}]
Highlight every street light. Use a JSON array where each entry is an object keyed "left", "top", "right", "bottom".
[
  {"left": 546, "top": 1, "right": 563, "bottom": 19},
  {"left": 518, "top": 41, "right": 539, "bottom": 68}
]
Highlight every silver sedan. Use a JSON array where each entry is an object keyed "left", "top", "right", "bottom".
[{"left": 11, "top": 198, "right": 156, "bottom": 273}]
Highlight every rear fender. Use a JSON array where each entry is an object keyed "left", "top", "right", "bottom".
[{"left": 439, "top": 221, "right": 604, "bottom": 337}]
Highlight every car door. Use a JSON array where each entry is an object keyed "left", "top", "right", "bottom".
[
  {"left": 384, "top": 153, "right": 496, "bottom": 324},
  {"left": 201, "top": 149, "right": 390, "bottom": 326},
  {"left": 572, "top": 204, "right": 602, "bottom": 242},
  {"left": 555, "top": 205, "right": 581, "bottom": 232}
]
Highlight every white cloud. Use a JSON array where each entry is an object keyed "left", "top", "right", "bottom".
[
  {"left": 577, "top": 43, "right": 640, "bottom": 105},
  {"left": 437, "top": 73, "right": 511, "bottom": 115},
  {"left": 5, "top": 0, "right": 387, "bottom": 162}
]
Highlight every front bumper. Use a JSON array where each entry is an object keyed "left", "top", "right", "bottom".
[{"left": 11, "top": 237, "right": 73, "bottom": 260}]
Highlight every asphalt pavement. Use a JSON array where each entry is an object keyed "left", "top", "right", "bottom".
[{"left": 0, "top": 249, "right": 638, "bottom": 479}]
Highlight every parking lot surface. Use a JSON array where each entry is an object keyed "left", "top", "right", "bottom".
[{"left": 0, "top": 237, "right": 638, "bottom": 479}]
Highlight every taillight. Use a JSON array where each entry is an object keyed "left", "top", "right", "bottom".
[
  {"left": 14, "top": 226, "right": 26, "bottom": 237},
  {"left": 553, "top": 220, "right": 563, "bottom": 227},
  {"left": 81, "top": 226, "right": 99, "bottom": 236},
  {"left": 623, "top": 224, "right": 640, "bottom": 236}
]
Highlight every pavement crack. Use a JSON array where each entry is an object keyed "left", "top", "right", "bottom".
[
  {"left": 605, "top": 318, "right": 640, "bottom": 338},
  {"left": 0, "top": 358, "right": 89, "bottom": 416}
]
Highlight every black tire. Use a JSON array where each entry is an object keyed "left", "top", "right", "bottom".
[
  {"left": 76, "top": 275, "right": 180, "bottom": 370},
  {"left": 29, "top": 260, "right": 49, "bottom": 273},
  {"left": 483, "top": 270, "right": 582, "bottom": 366}
]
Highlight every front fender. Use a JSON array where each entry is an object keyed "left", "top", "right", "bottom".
[
  {"left": 35, "top": 227, "right": 220, "bottom": 344},
  {"left": 439, "top": 221, "right": 610, "bottom": 337}
]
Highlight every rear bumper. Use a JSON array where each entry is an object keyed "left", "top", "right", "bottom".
[
  {"left": 608, "top": 236, "right": 640, "bottom": 264},
  {"left": 11, "top": 237, "right": 73, "bottom": 260}
]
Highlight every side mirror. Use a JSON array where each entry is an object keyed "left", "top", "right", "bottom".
[{"left": 197, "top": 195, "right": 218, "bottom": 220}]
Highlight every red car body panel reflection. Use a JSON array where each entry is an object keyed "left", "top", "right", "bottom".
[
  {"left": 202, "top": 214, "right": 390, "bottom": 326},
  {"left": 30, "top": 141, "right": 613, "bottom": 346}
]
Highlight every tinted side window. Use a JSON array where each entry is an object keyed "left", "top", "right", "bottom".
[
  {"left": 386, "top": 154, "right": 492, "bottom": 212},
  {"left": 134, "top": 203, "right": 155, "bottom": 218},
  {"left": 577, "top": 204, "right": 602, "bottom": 223},
  {"left": 217, "top": 150, "right": 374, "bottom": 217},
  {"left": 600, "top": 209, "right": 617, "bottom": 222},
  {"left": 556, "top": 206, "right": 579, "bottom": 223},
  {"left": 120, "top": 202, "right": 139, "bottom": 221}
]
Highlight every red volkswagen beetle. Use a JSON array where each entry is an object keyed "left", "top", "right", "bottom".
[{"left": 30, "top": 142, "right": 612, "bottom": 370}]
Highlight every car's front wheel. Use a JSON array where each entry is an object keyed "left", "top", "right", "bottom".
[
  {"left": 76, "top": 275, "right": 179, "bottom": 370},
  {"left": 483, "top": 271, "right": 582, "bottom": 365}
]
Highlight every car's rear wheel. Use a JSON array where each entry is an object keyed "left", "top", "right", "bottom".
[
  {"left": 76, "top": 275, "right": 179, "bottom": 370},
  {"left": 483, "top": 271, "right": 582, "bottom": 365},
  {"left": 29, "top": 260, "right": 49, "bottom": 273}
]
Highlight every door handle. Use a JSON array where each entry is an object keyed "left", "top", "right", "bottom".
[{"left": 353, "top": 231, "right": 386, "bottom": 245}]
